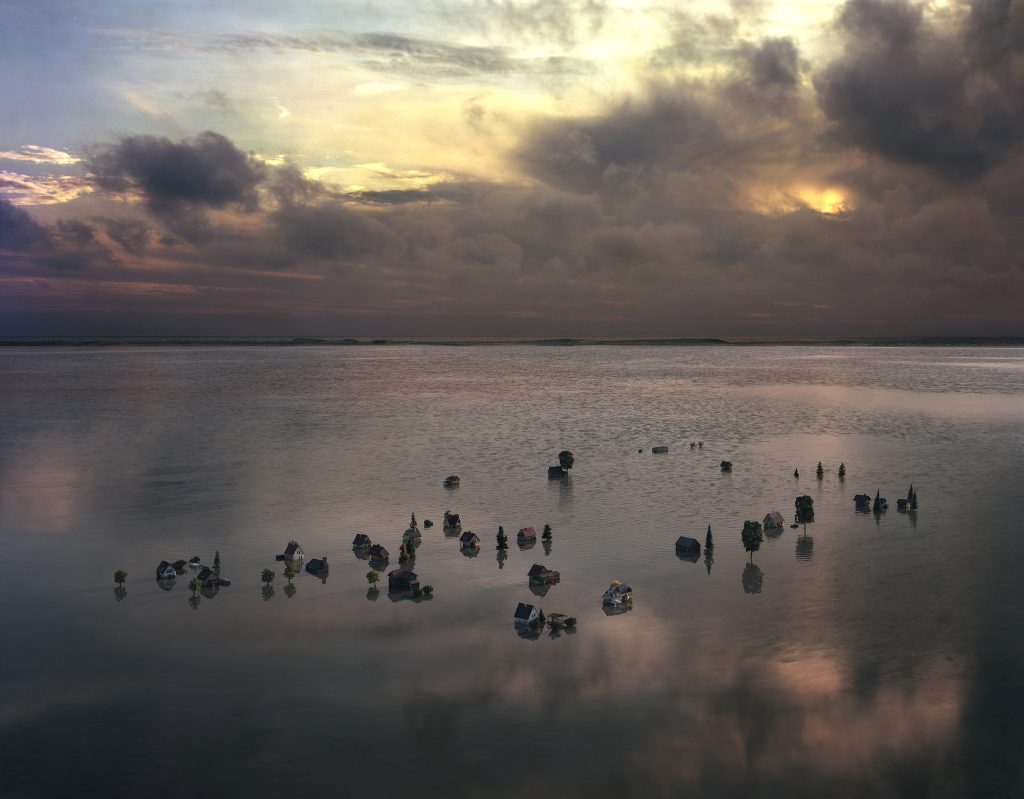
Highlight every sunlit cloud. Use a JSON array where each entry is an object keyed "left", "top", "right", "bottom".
[{"left": 0, "top": 146, "right": 82, "bottom": 165}]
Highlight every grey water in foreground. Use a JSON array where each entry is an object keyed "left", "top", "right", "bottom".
[{"left": 1, "top": 345, "right": 1022, "bottom": 798}]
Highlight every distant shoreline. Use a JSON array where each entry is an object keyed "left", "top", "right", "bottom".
[{"left": 2, "top": 336, "right": 1023, "bottom": 348}]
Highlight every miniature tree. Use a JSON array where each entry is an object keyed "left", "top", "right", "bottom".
[
  {"left": 284, "top": 564, "right": 297, "bottom": 585},
  {"left": 408, "top": 512, "right": 418, "bottom": 532},
  {"left": 795, "top": 495, "right": 815, "bottom": 524},
  {"left": 367, "top": 570, "right": 380, "bottom": 588},
  {"left": 872, "top": 490, "right": 885, "bottom": 514},
  {"left": 558, "top": 450, "right": 575, "bottom": 473},
  {"left": 910, "top": 487, "right": 918, "bottom": 510},
  {"left": 816, "top": 461, "right": 824, "bottom": 479},
  {"left": 113, "top": 569, "right": 127, "bottom": 588},
  {"left": 704, "top": 526, "right": 715, "bottom": 576},
  {"left": 261, "top": 568, "right": 275, "bottom": 587},
  {"left": 838, "top": 462, "right": 846, "bottom": 478},
  {"left": 542, "top": 524, "right": 553, "bottom": 540},
  {"left": 794, "top": 468, "right": 799, "bottom": 478},
  {"left": 496, "top": 525, "right": 508, "bottom": 549},
  {"left": 213, "top": 550, "right": 221, "bottom": 575},
  {"left": 188, "top": 577, "right": 201, "bottom": 597},
  {"left": 741, "top": 520, "right": 764, "bottom": 562}
]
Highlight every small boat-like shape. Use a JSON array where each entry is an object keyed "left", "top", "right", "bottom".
[
  {"left": 546, "top": 612, "right": 576, "bottom": 629},
  {"left": 601, "top": 580, "right": 633, "bottom": 606}
]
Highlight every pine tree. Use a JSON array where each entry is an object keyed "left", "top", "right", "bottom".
[
  {"left": 838, "top": 462, "right": 846, "bottom": 478},
  {"left": 213, "top": 550, "right": 221, "bottom": 575},
  {"left": 816, "top": 461, "right": 824, "bottom": 479},
  {"left": 542, "top": 524, "right": 552, "bottom": 540}
]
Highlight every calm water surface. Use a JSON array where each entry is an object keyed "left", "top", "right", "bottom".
[{"left": 1, "top": 346, "right": 1022, "bottom": 798}]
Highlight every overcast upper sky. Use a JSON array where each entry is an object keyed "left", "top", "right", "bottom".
[{"left": 1, "top": 0, "right": 1022, "bottom": 337}]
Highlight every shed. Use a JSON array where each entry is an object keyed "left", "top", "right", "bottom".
[
  {"left": 352, "top": 534, "right": 372, "bottom": 548},
  {"left": 514, "top": 602, "right": 541, "bottom": 626},
  {"left": 763, "top": 511, "right": 785, "bottom": 530},
  {"left": 156, "top": 560, "right": 176, "bottom": 579},
  {"left": 459, "top": 531, "right": 480, "bottom": 548},
  {"left": 528, "top": 563, "right": 560, "bottom": 584},
  {"left": 675, "top": 536, "right": 701, "bottom": 556}
]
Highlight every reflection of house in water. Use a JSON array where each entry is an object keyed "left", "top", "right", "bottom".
[
  {"left": 156, "top": 577, "right": 175, "bottom": 591},
  {"left": 796, "top": 534, "right": 814, "bottom": 561},
  {"left": 529, "top": 582, "right": 552, "bottom": 598},
  {"left": 602, "top": 602, "right": 633, "bottom": 617},
  {"left": 305, "top": 556, "right": 329, "bottom": 583}
]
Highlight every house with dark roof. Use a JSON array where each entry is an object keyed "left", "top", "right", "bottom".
[
  {"left": 527, "top": 563, "right": 560, "bottom": 584},
  {"left": 278, "top": 541, "right": 304, "bottom": 562},
  {"left": 547, "top": 465, "right": 566, "bottom": 479},
  {"left": 459, "top": 531, "right": 480, "bottom": 548},
  {"left": 352, "top": 534, "right": 372, "bottom": 548},
  {"left": 514, "top": 602, "right": 541, "bottom": 626},
  {"left": 443, "top": 511, "right": 462, "bottom": 532},
  {"left": 443, "top": 475, "right": 460, "bottom": 488},
  {"left": 763, "top": 511, "right": 785, "bottom": 530},
  {"left": 368, "top": 544, "right": 390, "bottom": 562},
  {"left": 305, "top": 557, "right": 329, "bottom": 579},
  {"left": 388, "top": 568, "right": 419, "bottom": 591},
  {"left": 853, "top": 493, "right": 871, "bottom": 510},
  {"left": 156, "top": 560, "right": 176, "bottom": 579},
  {"left": 720, "top": 460, "right": 733, "bottom": 472},
  {"left": 675, "top": 536, "right": 701, "bottom": 556},
  {"left": 197, "top": 567, "right": 218, "bottom": 585},
  {"left": 517, "top": 527, "right": 537, "bottom": 542}
]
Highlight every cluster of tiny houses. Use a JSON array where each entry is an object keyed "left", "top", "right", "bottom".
[{"left": 854, "top": 485, "right": 918, "bottom": 514}]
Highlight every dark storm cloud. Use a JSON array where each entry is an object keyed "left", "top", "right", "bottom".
[
  {"left": 104, "top": 217, "right": 150, "bottom": 254},
  {"left": 271, "top": 202, "right": 402, "bottom": 261},
  {"left": 87, "top": 131, "right": 266, "bottom": 210},
  {"left": 815, "top": 0, "right": 1024, "bottom": 181},
  {"left": 0, "top": 198, "right": 52, "bottom": 251}
]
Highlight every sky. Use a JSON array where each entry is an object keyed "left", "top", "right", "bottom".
[{"left": 1, "top": 0, "right": 1023, "bottom": 337}]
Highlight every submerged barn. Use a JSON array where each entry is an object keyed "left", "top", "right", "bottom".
[{"left": 675, "top": 536, "right": 701, "bottom": 556}]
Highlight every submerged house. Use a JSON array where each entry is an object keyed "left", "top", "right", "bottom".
[
  {"left": 278, "top": 541, "right": 304, "bottom": 562},
  {"left": 368, "top": 544, "right": 390, "bottom": 562},
  {"left": 306, "top": 557, "right": 329, "bottom": 578},
  {"left": 388, "top": 568, "right": 419, "bottom": 592},
  {"left": 527, "top": 563, "right": 560, "bottom": 584},
  {"left": 352, "top": 534, "right": 372, "bottom": 549},
  {"left": 443, "top": 511, "right": 462, "bottom": 532},
  {"left": 652, "top": 445, "right": 669, "bottom": 454},
  {"left": 517, "top": 527, "right": 537, "bottom": 543},
  {"left": 459, "top": 531, "right": 480, "bottom": 548},
  {"left": 675, "top": 536, "right": 701, "bottom": 556},
  {"left": 443, "top": 475, "right": 460, "bottom": 488},
  {"left": 513, "top": 602, "right": 541, "bottom": 627},
  {"left": 853, "top": 493, "right": 872, "bottom": 510},
  {"left": 547, "top": 465, "right": 566, "bottom": 479},
  {"left": 763, "top": 511, "right": 785, "bottom": 531},
  {"left": 602, "top": 581, "right": 633, "bottom": 606},
  {"left": 156, "top": 560, "right": 176, "bottom": 580},
  {"left": 872, "top": 491, "right": 888, "bottom": 513},
  {"left": 720, "top": 460, "right": 733, "bottom": 472},
  {"left": 197, "top": 566, "right": 230, "bottom": 587}
]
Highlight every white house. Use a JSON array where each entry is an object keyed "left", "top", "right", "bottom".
[{"left": 514, "top": 602, "right": 541, "bottom": 626}]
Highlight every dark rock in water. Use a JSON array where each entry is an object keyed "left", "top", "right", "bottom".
[
  {"left": 423, "top": 519, "right": 433, "bottom": 528},
  {"left": 790, "top": 523, "right": 799, "bottom": 529}
]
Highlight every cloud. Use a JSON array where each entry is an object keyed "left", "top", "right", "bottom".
[
  {"left": 87, "top": 131, "right": 266, "bottom": 211},
  {"left": 0, "top": 199, "right": 52, "bottom": 252},
  {"left": 0, "top": 145, "right": 81, "bottom": 165},
  {"left": 0, "top": 171, "right": 94, "bottom": 206},
  {"left": 815, "top": 0, "right": 1024, "bottom": 182}
]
